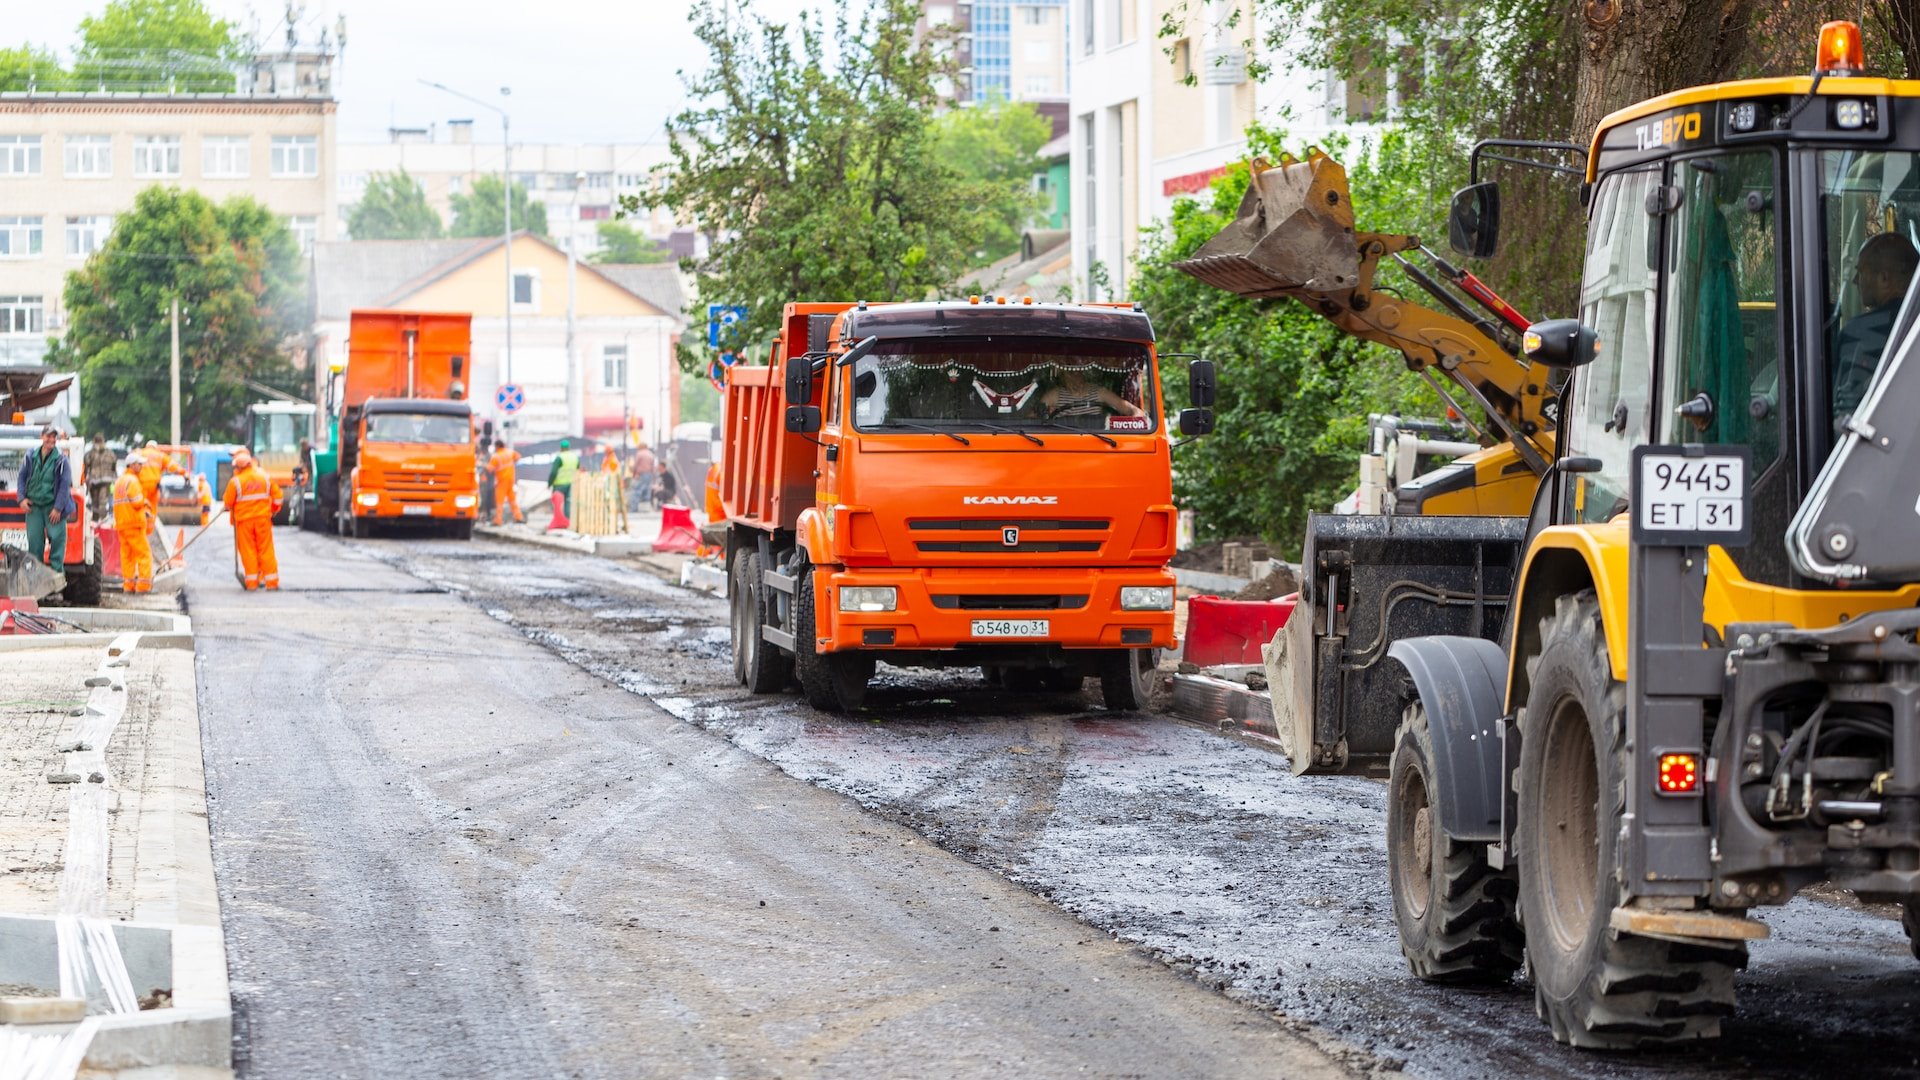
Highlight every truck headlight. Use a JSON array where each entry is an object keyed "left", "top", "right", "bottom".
[
  {"left": 453, "top": 494, "right": 477, "bottom": 509},
  {"left": 1119, "top": 586, "right": 1174, "bottom": 611},
  {"left": 355, "top": 492, "right": 379, "bottom": 507},
  {"left": 839, "top": 586, "right": 897, "bottom": 612}
]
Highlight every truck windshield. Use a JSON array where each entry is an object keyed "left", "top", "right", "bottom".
[
  {"left": 849, "top": 337, "right": 1157, "bottom": 436},
  {"left": 252, "top": 412, "right": 310, "bottom": 454},
  {"left": 365, "top": 413, "right": 470, "bottom": 444}
]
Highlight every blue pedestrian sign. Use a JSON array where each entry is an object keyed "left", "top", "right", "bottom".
[
  {"left": 496, "top": 383, "right": 525, "bottom": 413},
  {"left": 707, "top": 304, "right": 747, "bottom": 349}
]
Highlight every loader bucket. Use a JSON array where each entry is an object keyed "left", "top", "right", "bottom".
[
  {"left": 4, "top": 544, "right": 68, "bottom": 600},
  {"left": 1174, "top": 150, "right": 1362, "bottom": 298}
]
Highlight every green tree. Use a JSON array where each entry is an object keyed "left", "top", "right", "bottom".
[
  {"left": 588, "top": 220, "right": 668, "bottom": 264},
  {"left": 54, "top": 186, "right": 307, "bottom": 442},
  {"left": 0, "top": 46, "right": 67, "bottom": 92},
  {"left": 71, "top": 0, "right": 245, "bottom": 93},
  {"left": 347, "top": 170, "right": 445, "bottom": 240},
  {"left": 449, "top": 174, "right": 548, "bottom": 239},
  {"left": 930, "top": 96, "right": 1052, "bottom": 262},
  {"left": 636, "top": 0, "right": 1015, "bottom": 366}
]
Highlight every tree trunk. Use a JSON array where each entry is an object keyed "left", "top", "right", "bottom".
[
  {"left": 1872, "top": 0, "right": 1920, "bottom": 77},
  {"left": 1572, "top": 0, "right": 1755, "bottom": 141}
]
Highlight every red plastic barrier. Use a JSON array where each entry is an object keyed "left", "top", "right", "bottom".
[
  {"left": 546, "top": 491, "right": 572, "bottom": 531},
  {"left": 652, "top": 505, "right": 699, "bottom": 554},
  {"left": 1182, "top": 593, "right": 1297, "bottom": 667}
]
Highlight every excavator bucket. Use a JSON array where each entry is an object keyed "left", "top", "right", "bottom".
[
  {"left": 1174, "top": 150, "right": 1361, "bottom": 298},
  {"left": 4, "top": 544, "right": 67, "bottom": 600}
]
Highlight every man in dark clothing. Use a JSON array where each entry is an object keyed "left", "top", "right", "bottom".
[
  {"left": 17, "top": 426, "right": 75, "bottom": 568},
  {"left": 652, "top": 462, "right": 678, "bottom": 509},
  {"left": 1833, "top": 233, "right": 1920, "bottom": 424},
  {"left": 83, "top": 433, "right": 117, "bottom": 519}
]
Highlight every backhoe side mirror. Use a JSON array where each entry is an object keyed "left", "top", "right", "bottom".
[
  {"left": 1448, "top": 182, "right": 1501, "bottom": 259},
  {"left": 1522, "top": 319, "right": 1601, "bottom": 369},
  {"left": 1187, "top": 359, "right": 1216, "bottom": 408},
  {"left": 784, "top": 353, "right": 813, "bottom": 406}
]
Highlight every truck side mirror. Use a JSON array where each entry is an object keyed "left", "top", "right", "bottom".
[
  {"left": 1178, "top": 408, "right": 1214, "bottom": 437},
  {"left": 451, "top": 355, "right": 465, "bottom": 378},
  {"left": 786, "top": 405, "right": 822, "bottom": 434},
  {"left": 1522, "top": 319, "right": 1601, "bottom": 369},
  {"left": 784, "top": 354, "right": 813, "bottom": 406},
  {"left": 1187, "top": 359, "right": 1216, "bottom": 408},
  {"left": 1448, "top": 182, "right": 1501, "bottom": 259}
]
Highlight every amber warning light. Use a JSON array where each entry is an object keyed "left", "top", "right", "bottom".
[
  {"left": 1657, "top": 752, "right": 1702, "bottom": 796},
  {"left": 1817, "top": 20, "right": 1865, "bottom": 75}
]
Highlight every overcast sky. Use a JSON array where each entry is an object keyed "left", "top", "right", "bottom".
[{"left": 20, "top": 0, "right": 812, "bottom": 145}]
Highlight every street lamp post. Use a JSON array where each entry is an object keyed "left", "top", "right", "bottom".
[
  {"left": 566, "top": 171, "right": 585, "bottom": 439},
  {"left": 421, "top": 80, "right": 514, "bottom": 420}
]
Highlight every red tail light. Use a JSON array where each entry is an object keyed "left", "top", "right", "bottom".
[{"left": 1657, "top": 752, "right": 1701, "bottom": 796}]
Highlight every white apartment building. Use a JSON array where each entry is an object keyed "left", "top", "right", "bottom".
[
  {"left": 0, "top": 49, "right": 339, "bottom": 367},
  {"left": 336, "top": 131, "right": 687, "bottom": 263},
  {"left": 1071, "top": 1, "right": 1369, "bottom": 299}
]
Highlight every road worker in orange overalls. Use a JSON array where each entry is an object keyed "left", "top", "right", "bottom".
[
  {"left": 114, "top": 453, "right": 155, "bottom": 593},
  {"left": 223, "top": 449, "right": 282, "bottom": 591},
  {"left": 136, "top": 442, "right": 164, "bottom": 506},
  {"left": 487, "top": 439, "right": 523, "bottom": 525}
]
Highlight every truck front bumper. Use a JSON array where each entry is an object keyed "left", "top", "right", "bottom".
[
  {"left": 821, "top": 566, "right": 1177, "bottom": 653},
  {"left": 351, "top": 492, "right": 479, "bottom": 520}
]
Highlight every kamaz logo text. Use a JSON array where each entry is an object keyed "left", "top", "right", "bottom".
[{"left": 962, "top": 495, "right": 1058, "bottom": 506}]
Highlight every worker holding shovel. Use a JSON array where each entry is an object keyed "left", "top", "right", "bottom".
[
  {"left": 113, "top": 452, "right": 154, "bottom": 594},
  {"left": 223, "top": 449, "right": 282, "bottom": 591}
]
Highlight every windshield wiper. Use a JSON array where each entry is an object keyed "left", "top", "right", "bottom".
[
  {"left": 876, "top": 421, "right": 970, "bottom": 445},
  {"left": 1026, "top": 419, "right": 1118, "bottom": 447},
  {"left": 973, "top": 421, "right": 1044, "bottom": 446}
]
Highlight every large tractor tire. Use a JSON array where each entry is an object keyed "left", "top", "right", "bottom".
[
  {"left": 1387, "top": 701, "right": 1523, "bottom": 983},
  {"left": 61, "top": 558, "right": 103, "bottom": 608},
  {"left": 794, "top": 567, "right": 872, "bottom": 713},
  {"left": 1099, "top": 648, "right": 1155, "bottom": 711},
  {"left": 739, "top": 551, "right": 791, "bottom": 694},
  {"left": 1516, "top": 590, "right": 1744, "bottom": 1048}
]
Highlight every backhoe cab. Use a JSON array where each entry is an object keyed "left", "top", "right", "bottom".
[{"left": 1383, "top": 20, "right": 1920, "bottom": 1047}]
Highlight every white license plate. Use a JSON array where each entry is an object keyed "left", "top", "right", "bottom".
[
  {"left": 971, "top": 618, "right": 1049, "bottom": 638},
  {"left": 1, "top": 529, "right": 23, "bottom": 548},
  {"left": 402, "top": 505, "right": 433, "bottom": 516}
]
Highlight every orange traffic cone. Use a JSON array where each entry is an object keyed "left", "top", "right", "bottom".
[
  {"left": 168, "top": 528, "right": 187, "bottom": 569},
  {"left": 547, "top": 491, "right": 571, "bottom": 531}
]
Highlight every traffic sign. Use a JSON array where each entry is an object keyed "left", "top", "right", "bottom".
[
  {"left": 707, "top": 304, "right": 747, "bottom": 349},
  {"left": 496, "top": 383, "right": 525, "bottom": 414}
]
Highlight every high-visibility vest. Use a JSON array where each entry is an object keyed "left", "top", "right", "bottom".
[
  {"left": 112, "top": 473, "right": 149, "bottom": 531},
  {"left": 552, "top": 450, "right": 579, "bottom": 487},
  {"left": 224, "top": 466, "right": 281, "bottom": 524}
]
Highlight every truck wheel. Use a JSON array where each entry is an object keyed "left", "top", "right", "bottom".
[
  {"left": 1387, "top": 701, "right": 1522, "bottom": 983},
  {"left": 740, "top": 551, "right": 791, "bottom": 694},
  {"left": 794, "top": 568, "right": 872, "bottom": 712},
  {"left": 1516, "top": 590, "right": 1743, "bottom": 1048},
  {"left": 1099, "top": 648, "right": 1155, "bottom": 711},
  {"left": 451, "top": 520, "right": 474, "bottom": 541},
  {"left": 61, "top": 559, "right": 103, "bottom": 608},
  {"left": 316, "top": 474, "right": 340, "bottom": 536},
  {"left": 729, "top": 549, "right": 750, "bottom": 686},
  {"left": 1904, "top": 903, "right": 1920, "bottom": 961}
]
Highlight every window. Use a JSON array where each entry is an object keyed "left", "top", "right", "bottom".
[
  {"left": 0, "top": 135, "right": 43, "bottom": 176},
  {"left": 602, "top": 344, "right": 628, "bottom": 389},
  {"left": 1563, "top": 167, "right": 1661, "bottom": 525},
  {"left": 849, "top": 339, "right": 1158, "bottom": 434},
  {"left": 616, "top": 173, "right": 647, "bottom": 189},
  {"left": 1082, "top": 0, "right": 1095, "bottom": 54},
  {"left": 270, "top": 135, "right": 318, "bottom": 177},
  {"left": 202, "top": 135, "right": 249, "bottom": 178},
  {"left": 285, "top": 216, "right": 318, "bottom": 253},
  {"left": 512, "top": 270, "right": 539, "bottom": 308},
  {"left": 365, "top": 412, "right": 472, "bottom": 444},
  {"left": 0, "top": 217, "right": 44, "bottom": 258},
  {"left": 65, "top": 135, "right": 111, "bottom": 177},
  {"left": 447, "top": 174, "right": 465, "bottom": 195},
  {"left": 1024, "top": 6, "right": 1047, "bottom": 25},
  {"left": 0, "top": 296, "right": 43, "bottom": 334},
  {"left": 1021, "top": 74, "right": 1050, "bottom": 95},
  {"left": 134, "top": 136, "right": 182, "bottom": 177},
  {"left": 580, "top": 204, "right": 611, "bottom": 221},
  {"left": 926, "top": 3, "right": 954, "bottom": 24},
  {"left": 583, "top": 172, "right": 612, "bottom": 188},
  {"left": 1173, "top": 38, "right": 1192, "bottom": 82},
  {"left": 66, "top": 216, "right": 112, "bottom": 258}
]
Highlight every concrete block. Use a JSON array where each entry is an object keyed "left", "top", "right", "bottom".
[
  {"left": 680, "top": 561, "right": 728, "bottom": 595},
  {"left": 0, "top": 996, "right": 87, "bottom": 1024},
  {"left": 593, "top": 537, "right": 653, "bottom": 557}
]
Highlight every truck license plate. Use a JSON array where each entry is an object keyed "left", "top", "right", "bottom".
[
  {"left": 1, "top": 529, "right": 23, "bottom": 549},
  {"left": 402, "top": 505, "right": 432, "bottom": 516},
  {"left": 971, "top": 618, "right": 1049, "bottom": 638}
]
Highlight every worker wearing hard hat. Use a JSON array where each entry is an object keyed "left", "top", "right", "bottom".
[
  {"left": 223, "top": 448, "right": 283, "bottom": 591},
  {"left": 487, "top": 439, "right": 524, "bottom": 525},
  {"left": 113, "top": 453, "right": 155, "bottom": 593}
]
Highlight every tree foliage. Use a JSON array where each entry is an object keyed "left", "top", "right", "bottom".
[
  {"left": 930, "top": 95, "right": 1053, "bottom": 263},
  {"left": 0, "top": 45, "right": 67, "bottom": 93},
  {"left": 637, "top": 0, "right": 1030, "bottom": 367},
  {"left": 54, "top": 186, "right": 307, "bottom": 443},
  {"left": 72, "top": 0, "right": 245, "bottom": 93},
  {"left": 588, "top": 220, "right": 669, "bottom": 265},
  {"left": 450, "top": 174, "right": 548, "bottom": 239},
  {"left": 348, "top": 170, "right": 445, "bottom": 240}
]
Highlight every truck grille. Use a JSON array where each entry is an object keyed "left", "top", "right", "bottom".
[
  {"left": 930, "top": 594, "right": 1088, "bottom": 610},
  {"left": 380, "top": 470, "right": 453, "bottom": 502},
  {"left": 908, "top": 517, "right": 1110, "bottom": 556}
]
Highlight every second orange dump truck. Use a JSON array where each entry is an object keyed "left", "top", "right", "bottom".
[{"left": 720, "top": 299, "right": 1215, "bottom": 712}]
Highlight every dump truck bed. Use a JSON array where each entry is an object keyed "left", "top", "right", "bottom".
[{"left": 719, "top": 361, "right": 820, "bottom": 534}]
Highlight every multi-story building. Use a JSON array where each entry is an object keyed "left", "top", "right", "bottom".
[
  {"left": 922, "top": 1, "right": 1071, "bottom": 134},
  {"left": 0, "top": 44, "right": 339, "bottom": 367},
  {"left": 336, "top": 131, "right": 688, "bottom": 263}
]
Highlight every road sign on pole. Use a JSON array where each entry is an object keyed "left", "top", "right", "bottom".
[
  {"left": 707, "top": 305, "right": 747, "bottom": 349},
  {"left": 496, "top": 383, "right": 525, "bottom": 414}
]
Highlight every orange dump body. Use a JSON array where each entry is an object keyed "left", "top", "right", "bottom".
[
  {"left": 722, "top": 301, "right": 1177, "bottom": 658},
  {"left": 343, "top": 311, "right": 479, "bottom": 527}
]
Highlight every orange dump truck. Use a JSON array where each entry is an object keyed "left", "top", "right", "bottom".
[
  {"left": 721, "top": 300, "right": 1216, "bottom": 712},
  {"left": 319, "top": 310, "right": 479, "bottom": 539}
]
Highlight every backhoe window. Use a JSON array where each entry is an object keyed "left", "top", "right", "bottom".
[
  {"left": 1820, "top": 150, "right": 1920, "bottom": 428},
  {"left": 1566, "top": 167, "right": 1660, "bottom": 524},
  {"left": 1660, "top": 152, "right": 1781, "bottom": 476},
  {"left": 850, "top": 337, "right": 1158, "bottom": 436},
  {"left": 251, "top": 412, "right": 309, "bottom": 455}
]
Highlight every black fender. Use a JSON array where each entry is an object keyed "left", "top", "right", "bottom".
[{"left": 1386, "top": 635, "right": 1507, "bottom": 842}]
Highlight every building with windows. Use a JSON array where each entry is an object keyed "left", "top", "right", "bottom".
[
  {"left": 921, "top": 1, "right": 1071, "bottom": 133},
  {"left": 0, "top": 45, "right": 338, "bottom": 367},
  {"left": 308, "top": 234, "right": 686, "bottom": 445},
  {"left": 336, "top": 133, "right": 687, "bottom": 264}
]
